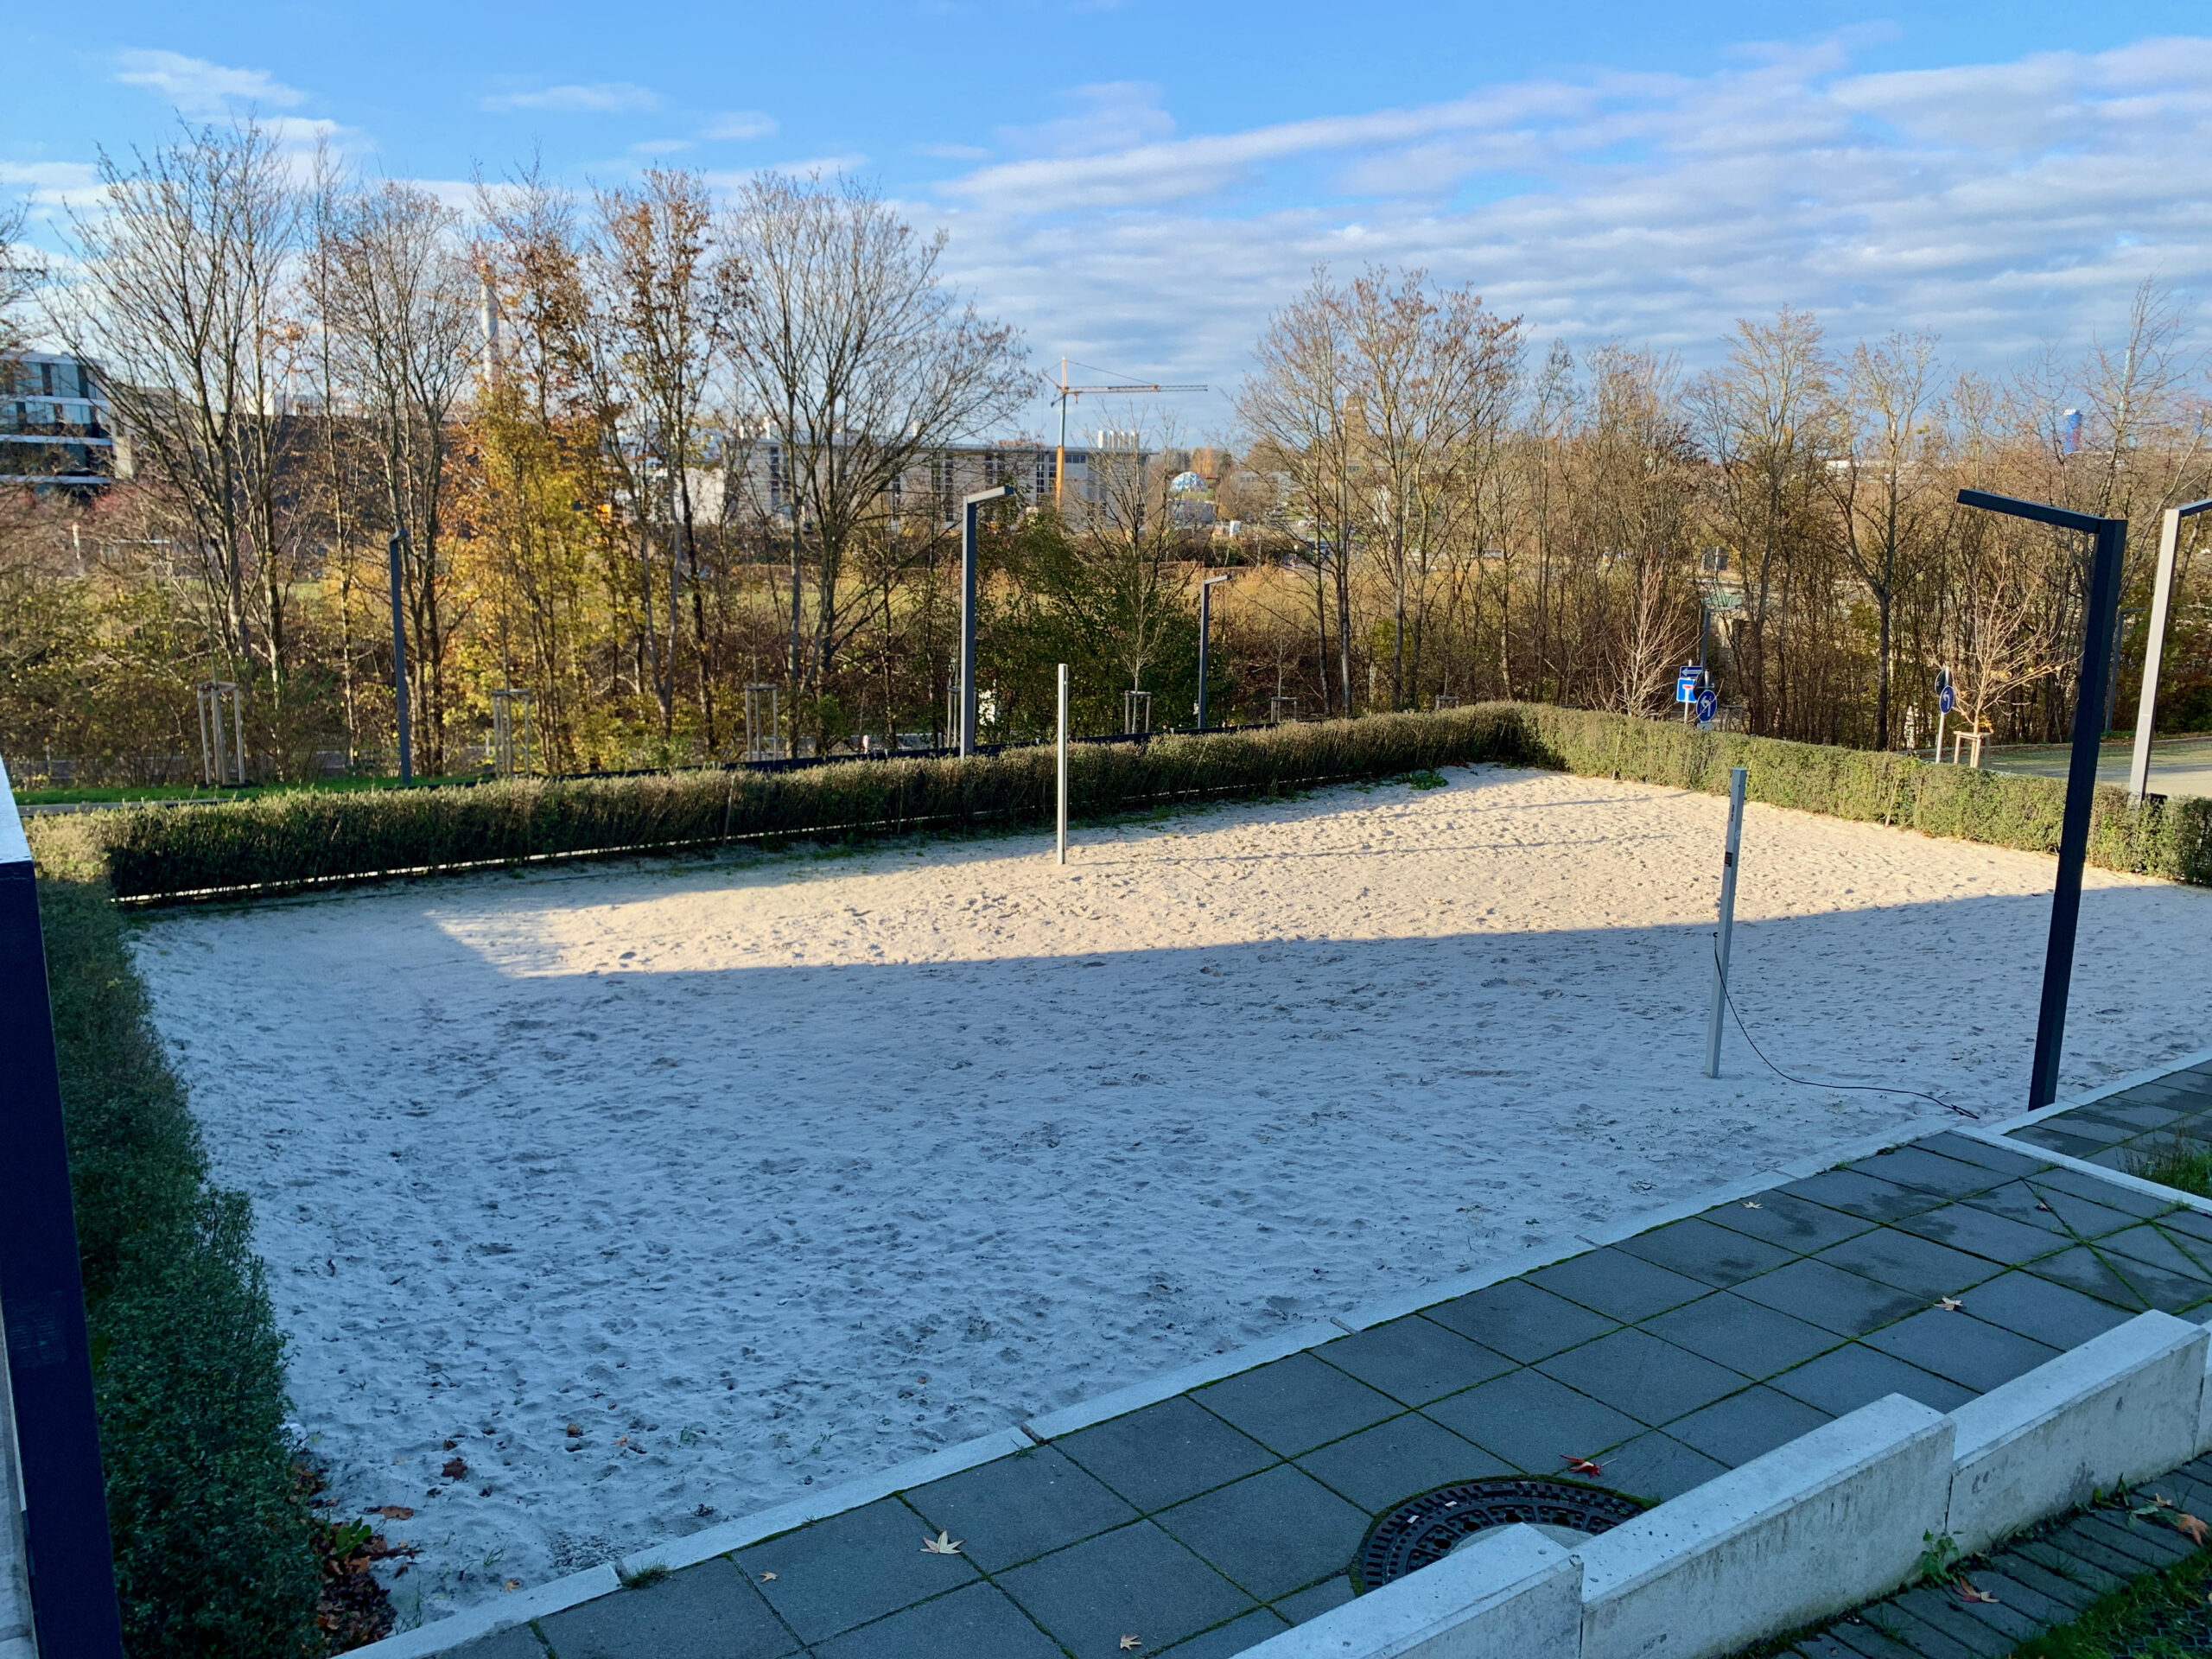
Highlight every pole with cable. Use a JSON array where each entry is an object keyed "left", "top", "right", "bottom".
[
  {"left": 1056, "top": 663, "right": 1070, "bottom": 865},
  {"left": 1704, "top": 766, "right": 1748, "bottom": 1078}
]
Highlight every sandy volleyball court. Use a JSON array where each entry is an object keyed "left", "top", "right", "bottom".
[{"left": 129, "top": 764, "right": 2212, "bottom": 1625}]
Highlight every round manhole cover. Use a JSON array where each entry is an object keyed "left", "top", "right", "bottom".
[{"left": 1354, "top": 1478, "right": 1644, "bottom": 1591}]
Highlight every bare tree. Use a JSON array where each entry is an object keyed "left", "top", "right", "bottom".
[
  {"left": 56, "top": 123, "right": 304, "bottom": 737},
  {"left": 1826, "top": 330, "right": 1942, "bottom": 747},
  {"left": 725, "top": 174, "right": 1028, "bottom": 722},
  {"left": 312, "top": 175, "right": 480, "bottom": 772}
]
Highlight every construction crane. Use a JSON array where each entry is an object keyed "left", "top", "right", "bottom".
[{"left": 1051, "top": 358, "right": 1208, "bottom": 507}]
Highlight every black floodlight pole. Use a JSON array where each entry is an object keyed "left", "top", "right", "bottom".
[
  {"left": 960, "top": 486, "right": 1014, "bottom": 757},
  {"left": 0, "top": 766, "right": 128, "bottom": 1658},
  {"left": 388, "top": 529, "right": 412, "bottom": 785},
  {"left": 1197, "top": 575, "right": 1230, "bottom": 729},
  {"left": 1955, "top": 489, "right": 2128, "bottom": 1109}
]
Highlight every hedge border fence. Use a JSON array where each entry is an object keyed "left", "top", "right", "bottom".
[{"left": 89, "top": 703, "right": 2212, "bottom": 905}]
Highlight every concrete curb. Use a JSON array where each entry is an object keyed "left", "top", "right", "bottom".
[
  {"left": 1024, "top": 1324, "right": 1348, "bottom": 1441},
  {"left": 1247, "top": 1524, "right": 1582, "bottom": 1658},
  {"left": 1954, "top": 1124, "right": 2212, "bottom": 1217},
  {"left": 1979, "top": 1044, "right": 2212, "bottom": 1137}
]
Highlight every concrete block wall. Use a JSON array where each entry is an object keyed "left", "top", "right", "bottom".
[
  {"left": 1252, "top": 1311, "right": 2212, "bottom": 1659},
  {"left": 1249, "top": 1525, "right": 1580, "bottom": 1659},
  {"left": 1946, "top": 1311, "right": 2205, "bottom": 1555}
]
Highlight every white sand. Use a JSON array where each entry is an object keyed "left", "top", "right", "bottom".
[{"left": 129, "top": 765, "right": 2212, "bottom": 1623}]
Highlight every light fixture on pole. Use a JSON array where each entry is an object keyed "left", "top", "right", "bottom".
[
  {"left": 2129, "top": 497, "right": 2212, "bottom": 800},
  {"left": 960, "top": 486, "right": 1014, "bottom": 757},
  {"left": 1196, "top": 575, "right": 1230, "bottom": 730},
  {"left": 1955, "top": 489, "right": 2128, "bottom": 1109},
  {"left": 388, "top": 530, "right": 412, "bottom": 785}
]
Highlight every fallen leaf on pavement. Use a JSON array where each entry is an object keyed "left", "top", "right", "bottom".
[
  {"left": 1936, "top": 1298, "right": 1963, "bottom": 1312},
  {"left": 921, "top": 1530, "right": 964, "bottom": 1555},
  {"left": 2177, "top": 1512, "right": 2209, "bottom": 1546},
  {"left": 1741, "top": 1201, "right": 1763, "bottom": 1211},
  {"left": 1561, "top": 1456, "right": 1602, "bottom": 1476},
  {"left": 759, "top": 1572, "right": 777, "bottom": 1582},
  {"left": 1120, "top": 1638, "right": 1143, "bottom": 1651},
  {"left": 1954, "top": 1580, "right": 1997, "bottom": 1604}
]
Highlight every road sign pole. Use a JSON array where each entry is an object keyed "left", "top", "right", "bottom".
[
  {"left": 1704, "top": 766, "right": 1748, "bottom": 1078},
  {"left": 1056, "top": 663, "right": 1070, "bottom": 866}
]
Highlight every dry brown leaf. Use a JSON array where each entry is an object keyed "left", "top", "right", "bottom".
[
  {"left": 1936, "top": 1298, "right": 1963, "bottom": 1312},
  {"left": 504, "top": 1579, "right": 522, "bottom": 1592},
  {"left": 1741, "top": 1201, "right": 1763, "bottom": 1211},
  {"left": 614, "top": 1436, "right": 629, "bottom": 1447},
  {"left": 2177, "top": 1511, "right": 2209, "bottom": 1546},
  {"left": 374, "top": 1506, "right": 414, "bottom": 1521},
  {"left": 1119, "top": 1638, "right": 1143, "bottom": 1652},
  {"left": 1954, "top": 1580, "right": 1997, "bottom": 1605},
  {"left": 440, "top": 1458, "right": 467, "bottom": 1480},
  {"left": 921, "top": 1530, "right": 964, "bottom": 1555},
  {"left": 565, "top": 1422, "right": 584, "bottom": 1438},
  {"left": 1561, "top": 1455, "right": 1602, "bottom": 1476},
  {"left": 759, "top": 1572, "right": 778, "bottom": 1583}
]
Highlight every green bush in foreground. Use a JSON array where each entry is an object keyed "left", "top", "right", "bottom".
[
  {"left": 29, "top": 819, "right": 321, "bottom": 1656},
  {"left": 86, "top": 702, "right": 2212, "bottom": 904}
]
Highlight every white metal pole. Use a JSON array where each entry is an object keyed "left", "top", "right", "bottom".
[
  {"left": 1704, "top": 766, "right": 1748, "bottom": 1078},
  {"left": 2131, "top": 507, "right": 2183, "bottom": 800},
  {"left": 1056, "top": 663, "right": 1070, "bottom": 866}
]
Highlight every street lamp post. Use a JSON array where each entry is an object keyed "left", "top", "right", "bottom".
[
  {"left": 959, "top": 486, "right": 1014, "bottom": 757},
  {"left": 1955, "top": 489, "right": 2128, "bottom": 1109},
  {"left": 1196, "top": 575, "right": 1230, "bottom": 730},
  {"left": 388, "top": 530, "right": 412, "bottom": 785},
  {"left": 2130, "top": 498, "right": 2212, "bottom": 800}
]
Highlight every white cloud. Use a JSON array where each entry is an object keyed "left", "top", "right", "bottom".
[
  {"left": 0, "top": 160, "right": 104, "bottom": 207},
  {"left": 912, "top": 33, "right": 2212, "bottom": 405},
  {"left": 765, "top": 154, "right": 869, "bottom": 177},
  {"left": 114, "top": 49, "right": 308, "bottom": 117},
  {"left": 702, "top": 111, "right": 778, "bottom": 141},
  {"left": 916, "top": 142, "right": 991, "bottom": 161},
  {"left": 482, "top": 82, "right": 659, "bottom": 115},
  {"left": 632, "top": 138, "right": 696, "bottom": 156}
]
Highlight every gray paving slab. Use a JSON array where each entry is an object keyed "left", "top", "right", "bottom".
[
  {"left": 1660, "top": 1385, "right": 1833, "bottom": 1466},
  {"left": 1416, "top": 1276, "right": 1618, "bottom": 1362},
  {"left": 1309, "top": 1315, "right": 1516, "bottom": 1407},
  {"left": 1733, "top": 1257, "right": 1927, "bottom": 1336},
  {"left": 1766, "top": 1341, "right": 1975, "bottom": 1416},
  {"left": 2028, "top": 1243, "right": 2160, "bottom": 1309},
  {"left": 1842, "top": 1147, "right": 2006, "bottom": 1200},
  {"left": 1893, "top": 1200, "right": 2064, "bottom": 1267},
  {"left": 807, "top": 1582, "right": 1062, "bottom": 1659},
  {"left": 1593, "top": 1428, "right": 1729, "bottom": 1503},
  {"left": 1611, "top": 1216, "right": 1797, "bottom": 1287},
  {"left": 1809, "top": 1229, "right": 2003, "bottom": 1300},
  {"left": 1154, "top": 1465, "right": 1370, "bottom": 1602},
  {"left": 1155, "top": 1609, "right": 1294, "bottom": 1656},
  {"left": 1860, "top": 1308, "right": 2060, "bottom": 1394},
  {"left": 1273, "top": 1574, "right": 1354, "bottom": 1624},
  {"left": 1884, "top": 1589, "right": 2015, "bottom": 1656},
  {"left": 2101, "top": 1222, "right": 2212, "bottom": 1286},
  {"left": 1421, "top": 1365, "right": 1643, "bottom": 1471},
  {"left": 1524, "top": 1246, "right": 1711, "bottom": 1322},
  {"left": 2013, "top": 1537, "right": 2129, "bottom": 1595},
  {"left": 996, "top": 1521, "right": 1258, "bottom": 1659},
  {"left": 1641, "top": 1289, "right": 1844, "bottom": 1376},
  {"left": 1190, "top": 1351, "right": 1402, "bottom": 1459},
  {"left": 1535, "top": 1325, "right": 1750, "bottom": 1423},
  {"left": 1292, "top": 1410, "right": 1510, "bottom": 1514},
  {"left": 1916, "top": 1133, "right": 2050, "bottom": 1179},
  {"left": 1954, "top": 1269, "right": 2134, "bottom": 1351},
  {"left": 734, "top": 1497, "right": 977, "bottom": 1645},
  {"left": 1051, "top": 1395, "right": 1275, "bottom": 1512},
  {"left": 1858, "top": 1605, "right": 1980, "bottom": 1659},
  {"left": 1703, "top": 1190, "right": 1878, "bottom": 1253},
  {"left": 1777, "top": 1168, "right": 1946, "bottom": 1222},
  {"left": 536, "top": 1558, "right": 801, "bottom": 1659},
  {"left": 2035, "top": 1165, "right": 2175, "bottom": 1219},
  {"left": 903, "top": 1444, "right": 1140, "bottom": 1573},
  {"left": 1962, "top": 1179, "right": 2133, "bottom": 1241}
]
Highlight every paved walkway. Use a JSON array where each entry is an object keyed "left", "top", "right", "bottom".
[
  {"left": 437, "top": 1102, "right": 2212, "bottom": 1659},
  {"left": 1781, "top": 1450, "right": 2212, "bottom": 1657},
  {"left": 1974, "top": 734, "right": 2212, "bottom": 800},
  {"left": 2007, "top": 1052, "right": 2212, "bottom": 1172}
]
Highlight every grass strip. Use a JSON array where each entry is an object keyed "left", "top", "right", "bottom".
[
  {"left": 2013, "top": 1541, "right": 2212, "bottom": 1657},
  {"left": 27, "top": 816, "right": 323, "bottom": 1656}
]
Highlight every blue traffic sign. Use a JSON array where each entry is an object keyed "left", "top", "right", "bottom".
[
  {"left": 1676, "top": 666, "right": 1704, "bottom": 702},
  {"left": 1937, "top": 683, "right": 1955, "bottom": 715},
  {"left": 1694, "top": 686, "right": 1719, "bottom": 725}
]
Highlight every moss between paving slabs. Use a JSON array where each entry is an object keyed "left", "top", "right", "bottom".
[{"left": 27, "top": 817, "right": 324, "bottom": 1657}]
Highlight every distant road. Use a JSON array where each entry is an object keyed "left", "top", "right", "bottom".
[{"left": 1963, "top": 734, "right": 2212, "bottom": 801}]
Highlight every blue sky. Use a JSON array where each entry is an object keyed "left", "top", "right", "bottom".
[{"left": 8, "top": 2, "right": 2210, "bottom": 439}]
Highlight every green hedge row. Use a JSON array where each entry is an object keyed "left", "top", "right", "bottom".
[
  {"left": 29, "top": 825, "right": 321, "bottom": 1656},
  {"left": 91, "top": 703, "right": 2212, "bottom": 903},
  {"left": 1515, "top": 705, "right": 2212, "bottom": 886}
]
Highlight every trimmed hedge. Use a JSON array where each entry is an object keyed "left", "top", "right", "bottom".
[
  {"left": 87, "top": 703, "right": 2212, "bottom": 904},
  {"left": 28, "top": 818, "right": 322, "bottom": 1656},
  {"left": 1514, "top": 705, "right": 2212, "bottom": 887}
]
